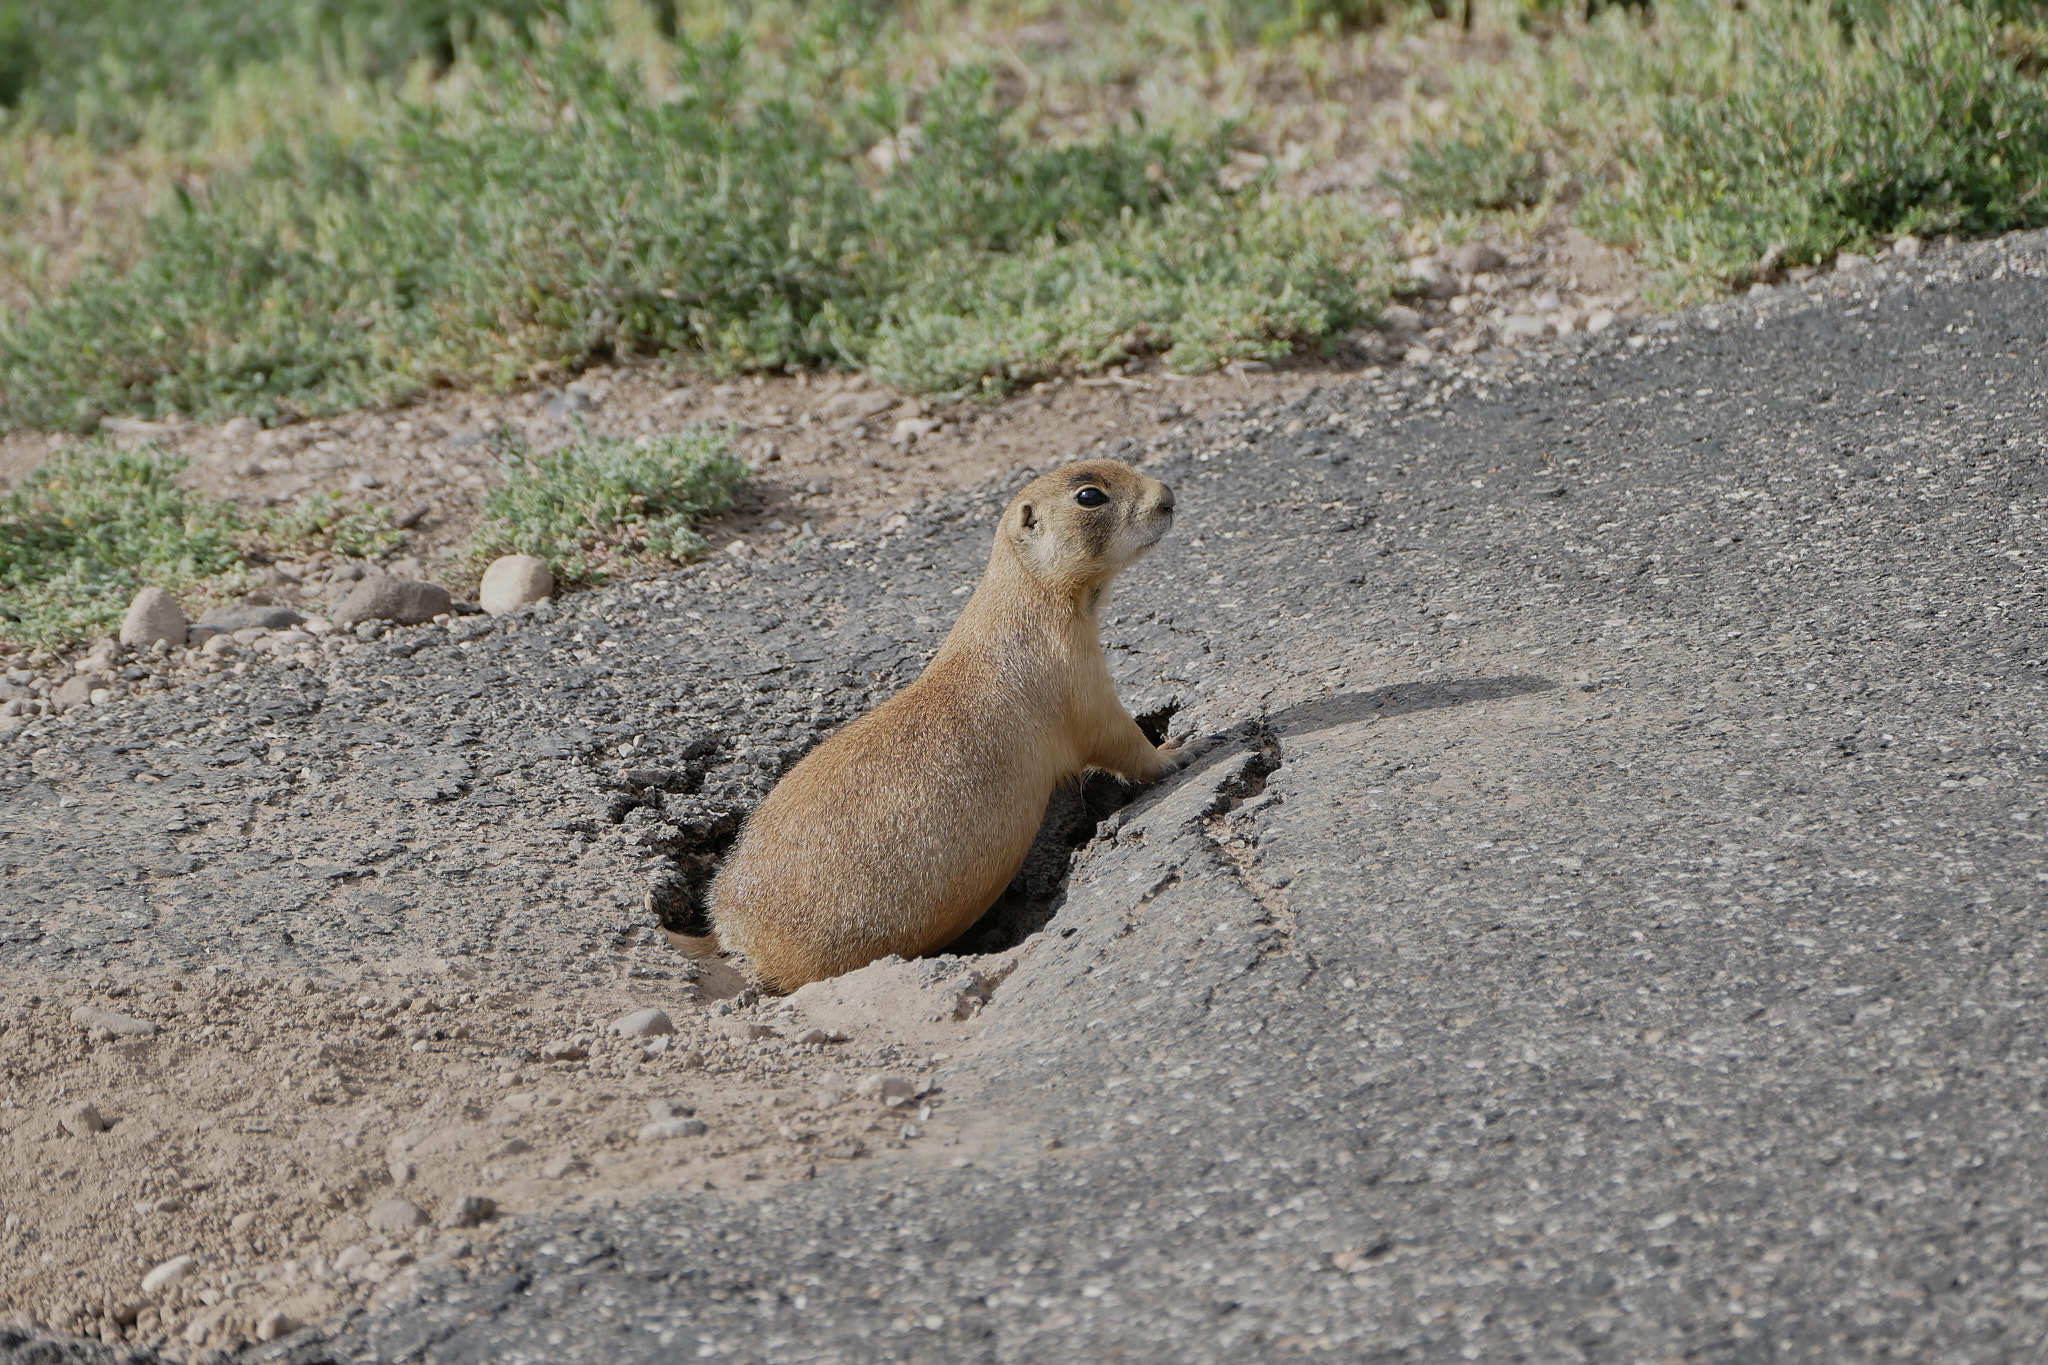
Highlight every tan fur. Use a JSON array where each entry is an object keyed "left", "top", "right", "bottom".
[{"left": 707, "top": 459, "right": 1186, "bottom": 992}]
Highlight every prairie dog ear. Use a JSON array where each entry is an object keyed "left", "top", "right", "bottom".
[{"left": 1018, "top": 502, "right": 1037, "bottom": 533}]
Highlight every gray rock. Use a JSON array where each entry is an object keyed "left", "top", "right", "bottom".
[
  {"left": 1502, "top": 314, "right": 1551, "bottom": 342},
  {"left": 1403, "top": 258, "right": 1459, "bottom": 299},
  {"left": 821, "top": 389, "right": 895, "bottom": 422},
  {"left": 69, "top": 1005, "right": 158, "bottom": 1036},
  {"left": 332, "top": 577, "right": 452, "bottom": 627},
  {"left": 438, "top": 1194, "right": 498, "bottom": 1230},
  {"left": 479, "top": 556, "right": 554, "bottom": 616},
  {"left": 1451, "top": 241, "right": 1508, "bottom": 275},
  {"left": 609, "top": 1008, "right": 673, "bottom": 1038},
  {"left": 120, "top": 588, "right": 187, "bottom": 650},
  {"left": 365, "top": 1198, "right": 430, "bottom": 1236},
  {"left": 51, "top": 677, "right": 93, "bottom": 710},
  {"left": 199, "top": 603, "right": 306, "bottom": 632},
  {"left": 255, "top": 1309, "right": 300, "bottom": 1342},
  {"left": 1892, "top": 234, "right": 1924, "bottom": 260},
  {"left": 853, "top": 1073, "right": 918, "bottom": 1108},
  {"left": 1378, "top": 303, "right": 1425, "bottom": 335},
  {"left": 1836, "top": 251, "right": 1874, "bottom": 272},
  {"left": 58, "top": 1101, "right": 106, "bottom": 1136},
  {"left": 538, "top": 1038, "right": 587, "bottom": 1061},
  {"left": 220, "top": 416, "right": 260, "bottom": 442}
]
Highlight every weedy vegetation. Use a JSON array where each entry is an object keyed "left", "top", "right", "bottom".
[
  {"left": 467, "top": 425, "right": 748, "bottom": 586},
  {"left": 3, "top": 0, "right": 2043, "bottom": 428},
  {"left": 0, "top": 444, "right": 246, "bottom": 647},
  {"left": 2, "top": 0, "right": 2044, "bottom": 643},
  {"left": 1404, "top": 0, "right": 2048, "bottom": 297}
]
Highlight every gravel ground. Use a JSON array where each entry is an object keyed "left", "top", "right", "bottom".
[{"left": 3, "top": 228, "right": 2045, "bottom": 1362}]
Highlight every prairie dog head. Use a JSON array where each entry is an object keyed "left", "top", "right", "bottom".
[{"left": 1001, "top": 458, "right": 1176, "bottom": 595}]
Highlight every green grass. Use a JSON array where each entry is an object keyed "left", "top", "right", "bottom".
[
  {"left": 0, "top": 0, "right": 558, "bottom": 149},
  {"left": 0, "top": 428, "right": 745, "bottom": 647},
  {"left": 1402, "top": 0, "right": 2048, "bottom": 295},
  {"left": 0, "top": 443, "right": 246, "bottom": 647},
  {"left": 260, "top": 491, "right": 406, "bottom": 559},
  {"left": 0, "top": 2, "right": 1397, "bottom": 432},
  {"left": 4, "top": 0, "right": 2047, "bottom": 438},
  {"left": 468, "top": 425, "right": 748, "bottom": 585}
]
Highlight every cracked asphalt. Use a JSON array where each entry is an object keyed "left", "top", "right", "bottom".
[{"left": 5, "top": 231, "right": 2047, "bottom": 1362}]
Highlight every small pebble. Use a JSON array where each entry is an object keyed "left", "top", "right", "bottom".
[
  {"left": 365, "top": 1198, "right": 430, "bottom": 1236},
  {"left": 141, "top": 1255, "right": 196, "bottom": 1296},
  {"left": 59, "top": 1101, "right": 107, "bottom": 1136},
  {"left": 120, "top": 588, "right": 187, "bottom": 651},
  {"left": 69, "top": 1005, "right": 157, "bottom": 1037},
  {"left": 853, "top": 1073, "right": 918, "bottom": 1108},
  {"left": 479, "top": 555, "right": 554, "bottom": 615},
  {"left": 609, "top": 1008, "right": 673, "bottom": 1039},
  {"left": 255, "top": 1309, "right": 300, "bottom": 1342},
  {"left": 637, "top": 1117, "right": 708, "bottom": 1141},
  {"left": 437, "top": 1194, "right": 497, "bottom": 1230}
]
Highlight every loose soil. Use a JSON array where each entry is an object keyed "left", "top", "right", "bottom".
[{"left": 0, "top": 951, "right": 1018, "bottom": 1358}]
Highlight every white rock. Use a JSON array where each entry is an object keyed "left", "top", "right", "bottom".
[
  {"left": 609, "top": 1008, "right": 673, "bottom": 1038},
  {"left": 141, "top": 1255, "right": 197, "bottom": 1296},
  {"left": 1835, "top": 251, "right": 1873, "bottom": 272},
  {"left": 853, "top": 1073, "right": 919, "bottom": 1108},
  {"left": 365, "top": 1198, "right": 429, "bottom": 1236},
  {"left": 1502, "top": 314, "right": 1550, "bottom": 342},
  {"left": 69, "top": 1005, "right": 157, "bottom": 1036},
  {"left": 479, "top": 555, "right": 554, "bottom": 615},
  {"left": 120, "top": 588, "right": 187, "bottom": 650},
  {"left": 220, "top": 416, "right": 260, "bottom": 442},
  {"left": 637, "top": 1117, "right": 708, "bottom": 1141},
  {"left": 1891, "top": 234, "right": 1924, "bottom": 260},
  {"left": 891, "top": 417, "right": 940, "bottom": 446}
]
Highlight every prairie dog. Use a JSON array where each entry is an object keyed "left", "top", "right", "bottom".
[{"left": 708, "top": 459, "right": 1186, "bottom": 992}]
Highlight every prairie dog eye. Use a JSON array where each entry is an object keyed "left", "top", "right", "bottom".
[{"left": 1074, "top": 487, "right": 1108, "bottom": 508}]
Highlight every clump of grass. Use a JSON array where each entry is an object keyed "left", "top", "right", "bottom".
[
  {"left": 1401, "top": 0, "right": 2048, "bottom": 295},
  {"left": 0, "top": 3, "right": 1394, "bottom": 432},
  {"left": 260, "top": 491, "right": 406, "bottom": 559},
  {"left": 1587, "top": 0, "right": 2048, "bottom": 287},
  {"left": 0, "top": 0, "right": 557, "bottom": 149},
  {"left": 468, "top": 425, "right": 747, "bottom": 585},
  {"left": 866, "top": 194, "right": 1389, "bottom": 398},
  {"left": 0, "top": 442, "right": 245, "bottom": 647}
]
